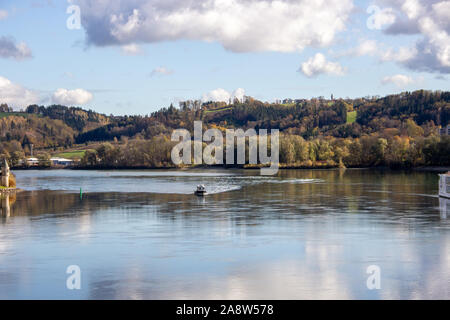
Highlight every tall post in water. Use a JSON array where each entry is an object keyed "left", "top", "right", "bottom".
[{"left": 1, "top": 159, "right": 10, "bottom": 188}]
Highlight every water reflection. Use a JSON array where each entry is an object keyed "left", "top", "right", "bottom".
[
  {"left": 440, "top": 197, "right": 449, "bottom": 220},
  {"left": 0, "top": 193, "right": 15, "bottom": 220},
  {"left": 0, "top": 169, "right": 449, "bottom": 299}
]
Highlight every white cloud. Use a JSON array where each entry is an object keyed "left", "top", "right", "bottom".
[
  {"left": 121, "top": 43, "right": 143, "bottom": 55},
  {"left": 345, "top": 39, "right": 379, "bottom": 57},
  {"left": 0, "top": 10, "right": 8, "bottom": 20},
  {"left": 417, "top": 16, "right": 450, "bottom": 67},
  {"left": 375, "top": 0, "right": 450, "bottom": 73},
  {"left": 367, "top": 6, "right": 396, "bottom": 30},
  {"left": 0, "top": 76, "right": 40, "bottom": 109},
  {"left": 356, "top": 40, "right": 379, "bottom": 56},
  {"left": 381, "top": 74, "right": 415, "bottom": 87},
  {"left": 432, "top": 1, "right": 450, "bottom": 24},
  {"left": 232, "top": 88, "right": 245, "bottom": 102},
  {"left": 0, "top": 36, "right": 32, "bottom": 60},
  {"left": 150, "top": 66, "right": 174, "bottom": 77},
  {"left": 344, "top": 39, "right": 417, "bottom": 63},
  {"left": 202, "top": 88, "right": 245, "bottom": 103},
  {"left": 401, "top": 0, "right": 425, "bottom": 20},
  {"left": 300, "top": 53, "right": 345, "bottom": 78},
  {"left": 380, "top": 46, "right": 418, "bottom": 63},
  {"left": 76, "top": 0, "right": 354, "bottom": 53},
  {"left": 52, "top": 88, "right": 93, "bottom": 105}
]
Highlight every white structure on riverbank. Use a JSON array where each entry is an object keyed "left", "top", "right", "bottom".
[
  {"left": 1, "top": 159, "right": 10, "bottom": 188},
  {"left": 24, "top": 157, "right": 74, "bottom": 167},
  {"left": 26, "top": 158, "right": 39, "bottom": 166}
]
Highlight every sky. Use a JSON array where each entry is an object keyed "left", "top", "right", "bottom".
[{"left": 0, "top": 0, "right": 449, "bottom": 115}]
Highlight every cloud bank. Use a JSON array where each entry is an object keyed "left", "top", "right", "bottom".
[
  {"left": 202, "top": 88, "right": 245, "bottom": 103},
  {"left": 381, "top": 74, "right": 415, "bottom": 88},
  {"left": 76, "top": 0, "right": 353, "bottom": 53},
  {"left": 0, "top": 36, "right": 32, "bottom": 60},
  {"left": 374, "top": 0, "right": 450, "bottom": 73},
  {"left": 300, "top": 53, "right": 345, "bottom": 78},
  {"left": 52, "top": 88, "right": 93, "bottom": 105},
  {"left": 0, "top": 76, "right": 40, "bottom": 109}
]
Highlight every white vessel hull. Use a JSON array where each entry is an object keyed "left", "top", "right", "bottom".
[{"left": 439, "top": 174, "right": 450, "bottom": 199}]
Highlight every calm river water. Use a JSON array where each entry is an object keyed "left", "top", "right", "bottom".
[{"left": 0, "top": 169, "right": 449, "bottom": 299}]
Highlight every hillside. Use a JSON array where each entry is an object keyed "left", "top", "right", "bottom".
[
  {"left": 75, "top": 90, "right": 450, "bottom": 143},
  {"left": 0, "top": 90, "right": 449, "bottom": 168},
  {"left": 25, "top": 104, "right": 110, "bottom": 132},
  {"left": 0, "top": 105, "right": 110, "bottom": 164}
]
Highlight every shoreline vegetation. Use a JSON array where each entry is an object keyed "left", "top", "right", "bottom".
[
  {"left": 1, "top": 90, "right": 449, "bottom": 171},
  {"left": 10, "top": 164, "right": 450, "bottom": 173}
]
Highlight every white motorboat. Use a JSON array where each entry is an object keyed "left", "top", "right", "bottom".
[{"left": 195, "top": 185, "right": 207, "bottom": 196}]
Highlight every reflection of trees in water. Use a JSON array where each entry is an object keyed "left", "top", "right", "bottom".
[{"left": 9, "top": 191, "right": 81, "bottom": 218}]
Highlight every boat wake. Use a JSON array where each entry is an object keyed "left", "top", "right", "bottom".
[
  {"left": 205, "top": 185, "right": 242, "bottom": 194},
  {"left": 265, "top": 178, "right": 324, "bottom": 184}
]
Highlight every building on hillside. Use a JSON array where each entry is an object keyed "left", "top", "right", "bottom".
[
  {"left": 26, "top": 158, "right": 39, "bottom": 166},
  {"left": 25, "top": 157, "right": 74, "bottom": 167},
  {"left": 282, "top": 99, "right": 294, "bottom": 104},
  {"left": 438, "top": 124, "right": 450, "bottom": 136},
  {"left": 50, "top": 157, "right": 74, "bottom": 166}
]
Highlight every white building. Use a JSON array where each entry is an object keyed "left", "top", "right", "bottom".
[
  {"left": 50, "top": 157, "right": 74, "bottom": 166},
  {"left": 26, "top": 157, "right": 39, "bottom": 166}
]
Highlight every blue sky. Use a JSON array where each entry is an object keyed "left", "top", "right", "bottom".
[{"left": 0, "top": 0, "right": 448, "bottom": 115}]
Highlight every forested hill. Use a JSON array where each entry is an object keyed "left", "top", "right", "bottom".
[
  {"left": 0, "top": 90, "right": 449, "bottom": 168},
  {"left": 75, "top": 90, "right": 450, "bottom": 143},
  {"left": 24, "top": 104, "right": 110, "bottom": 132},
  {"left": 0, "top": 104, "right": 111, "bottom": 155}
]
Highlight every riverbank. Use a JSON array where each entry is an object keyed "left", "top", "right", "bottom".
[
  {"left": 410, "top": 166, "right": 450, "bottom": 172},
  {"left": 10, "top": 164, "right": 450, "bottom": 173}
]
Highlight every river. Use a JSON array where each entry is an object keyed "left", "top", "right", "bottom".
[{"left": 0, "top": 169, "right": 448, "bottom": 299}]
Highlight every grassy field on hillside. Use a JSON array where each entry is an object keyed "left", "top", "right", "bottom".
[
  {"left": 53, "top": 150, "right": 86, "bottom": 159},
  {"left": 347, "top": 111, "right": 357, "bottom": 124},
  {"left": 205, "top": 107, "right": 233, "bottom": 114},
  {"left": 0, "top": 112, "right": 28, "bottom": 119}
]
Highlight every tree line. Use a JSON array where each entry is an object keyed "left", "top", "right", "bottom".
[
  {"left": 0, "top": 90, "right": 449, "bottom": 169},
  {"left": 76, "top": 131, "right": 449, "bottom": 169}
]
